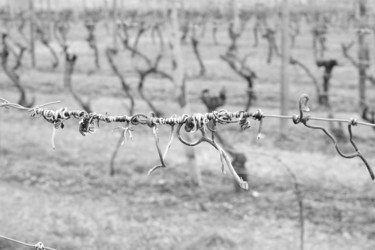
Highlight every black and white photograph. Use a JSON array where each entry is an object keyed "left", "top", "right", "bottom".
[{"left": 0, "top": 0, "right": 375, "bottom": 249}]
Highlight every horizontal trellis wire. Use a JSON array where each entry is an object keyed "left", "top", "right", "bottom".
[{"left": 1, "top": 94, "right": 374, "bottom": 188}]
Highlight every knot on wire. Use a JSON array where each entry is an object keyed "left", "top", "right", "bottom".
[
  {"left": 184, "top": 113, "right": 210, "bottom": 132},
  {"left": 253, "top": 109, "right": 265, "bottom": 140},
  {"left": 293, "top": 94, "right": 310, "bottom": 124},
  {"left": 130, "top": 114, "right": 147, "bottom": 125},
  {"left": 239, "top": 111, "right": 251, "bottom": 130},
  {"left": 349, "top": 118, "right": 358, "bottom": 126},
  {"left": 193, "top": 113, "right": 209, "bottom": 128},
  {"left": 252, "top": 109, "right": 264, "bottom": 121},
  {"left": 292, "top": 114, "right": 300, "bottom": 124},
  {"left": 30, "top": 108, "right": 43, "bottom": 118},
  {"left": 70, "top": 110, "right": 87, "bottom": 119},
  {"left": 114, "top": 121, "right": 133, "bottom": 146},
  {"left": 213, "top": 110, "right": 234, "bottom": 124},
  {"left": 79, "top": 114, "right": 96, "bottom": 136},
  {"left": 40, "top": 108, "right": 69, "bottom": 129},
  {"left": 0, "top": 98, "right": 8, "bottom": 107},
  {"left": 34, "top": 242, "right": 44, "bottom": 250},
  {"left": 184, "top": 116, "right": 195, "bottom": 132},
  {"left": 292, "top": 114, "right": 310, "bottom": 124},
  {"left": 147, "top": 112, "right": 156, "bottom": 128}
]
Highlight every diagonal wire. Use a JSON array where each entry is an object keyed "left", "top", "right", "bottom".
[{"left": 0, "top": 234, "right": 56, "bottom": 250}]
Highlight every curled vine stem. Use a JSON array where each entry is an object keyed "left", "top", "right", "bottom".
[
  {"left": 1, "top": 95, "right": 374, "bottom": 182},
  {"left": 304, "top": 120, "right": 374, "bottom": 180},
  {"left": 293, "top": 94, "right": 310, "bottom": 124},
  {"left": 206, "top": 119, "right": 217, "bottom": 133},
  {"left": 51, "top": 126, "right": 56, "bottom": 150},
  {"left": 213, "top": 110, "right": 236, "bottom": 124},
  {"left": 252, "top": 109, "right": 264, "bottom": 140},
  {"left": 50, "top": 119, "right": 67, "bottom": 149},
  {"left": 239, "top": 111, "right": 251, "bottom": 130},
  {"left": 257, "top": 120, "right": 264, "bottom": 140},
  {"left": 292, "top": 95, "right": 375, "bottom": 180},
  {"left": 348, "top": 121, "right": 374, "bottom": 179},
  {"left": 78, "top": 115, "right": 95, "bottom": 136},
  {"left": 206, "top": 121, "right": 223, "bottom": 172},
  {"left": 148, "top": 125, "right": 175, "bottom": 175},
  {"left": 38, "top": 107, "right": 68, "bottom": 150},
  {"left": 177, "top": 123, "right": 249, "bottom": 190},
  {"left": 114, "top": 122, "right": 133, "bottom": 146}
]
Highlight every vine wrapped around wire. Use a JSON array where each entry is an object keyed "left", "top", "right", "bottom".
[{"left": 1, "top": 94, "right": 374, "bottom": 191}]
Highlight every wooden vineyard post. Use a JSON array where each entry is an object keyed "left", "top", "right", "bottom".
[
  {"left": 29, "top": 0, "right": 36, "bottom": 68},
  {"left": 83, "top": 0, "right": 87, "bottom": 13},
  {"left": 47, "top": 0, "right": 53, "bottom": 41},
  {"left": 112, "top": 0, "right": 118, "bottom": 50},
  {"left": 170, "top": 2, "right": 201, "bottom": 186},
  {"left": 357, "top": 0, "right": 369, "bottom": 111},
  {"left": 280, "top": 0, "right": 290, "bottom": 135},
  {"left": 103, "top": 0, "right": 110, "bottom": 34},
  {"left": 232, "top": 0, "right": 239, "bottom": 33},
  {"left": 171, "top": 5, "right": 184, "bottom": 89},
  {"left": 6, "top": 0, "right": 12, "bottom": 33}
]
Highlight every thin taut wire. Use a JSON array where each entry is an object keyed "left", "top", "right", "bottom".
[
  {"left": 0, "top": 234, "right": 56, "bottom": 250},
  {"left": 0, "top": 94, "right": 374, "bottom": 182}
]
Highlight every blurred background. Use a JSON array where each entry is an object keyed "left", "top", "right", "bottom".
[{"left": 0, "top": 0, "right": 375, "bottom": 249}]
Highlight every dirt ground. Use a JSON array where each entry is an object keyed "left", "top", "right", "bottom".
[{"left": 1, "top": 10, "right": 375, "bottom": 250}]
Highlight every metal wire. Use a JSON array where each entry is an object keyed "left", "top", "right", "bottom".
[
  {"left": 0, "top": 234, "right": 56, "bottom": 250},
  {"left": 0, "top": 94, "right": 374, "bottom": 182}
]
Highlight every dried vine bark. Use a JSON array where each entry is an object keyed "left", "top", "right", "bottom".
[
  {"left": 150, "top": 23, "right": 165, "bottom": 50},
  {"left": 290, "top": 57, "right": 321, "bottom": 99},
  {"left": 118, "top": 26, "right": 173, "bottom": 116},
  {"left": 136, "top": 55, "right": 169, "bottom": 117},
  {"left": 262, "top": 28, "right": 279, "bottom": 64},
  {"left": 53, "top": 20, "right": 69, "bottom": 49},
  {"left": 63, "top": 50, "right": 92, "bottom": 113},
  {"left": 253, "top": 12, "right": 266, "bottom": 47},
  {"left": 106, "top": 48, "right": 135, "bottom": 176},
  {"left": 85, "top": 20, "right": 100, "bottom": 69},
  {"left": 16, "top": 11, "right": 29, "bottom": 45},
  {"left": 227, "top": 22, "right": 241, "bottom": 53},
  {"left": 131, "top": 21, "right": 148, "bottom": 58},
  {"left": 220, "top": 52, "right": 257, "bottom": 111},
  {"left": 312, "top": 24, "right": 327, "bottom": 60},
  {"left": 289, "top": 57, "right": 337, "bottom": 107},
  {"left": 11, "top": 42, "right": 26, "bottom": 71},
  {"left": 341, "top": 31, "right": 373, "bottom": 124},
  {"left": 201, "top": 88, "right": 248, "bottom": 192},
  {"left": 191, "top": 24, "right": 206, "bottom": 77},
  {"left": 212, "top": 21, "right": 219, "bottom": 45},
  {"left": 1, "top": 32, "right": 26, "bottom": 71},
  {"left": 35, "top": 21, "right": 59, "bottom": 68},
  {"left": 316, "top": 59, "right": 338, "bottom": 106},
  {"left": 180, "top": 21, "right": 190, "bottom": 44},
  {"left": 53, "top": 18, "right": 91, "bottom": 112},
  {"left": 0, "top": 33, "right": 34, "bottom": 107},
  {"left": 105, "top": 48, "right": 135, "bottom": 114}
]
